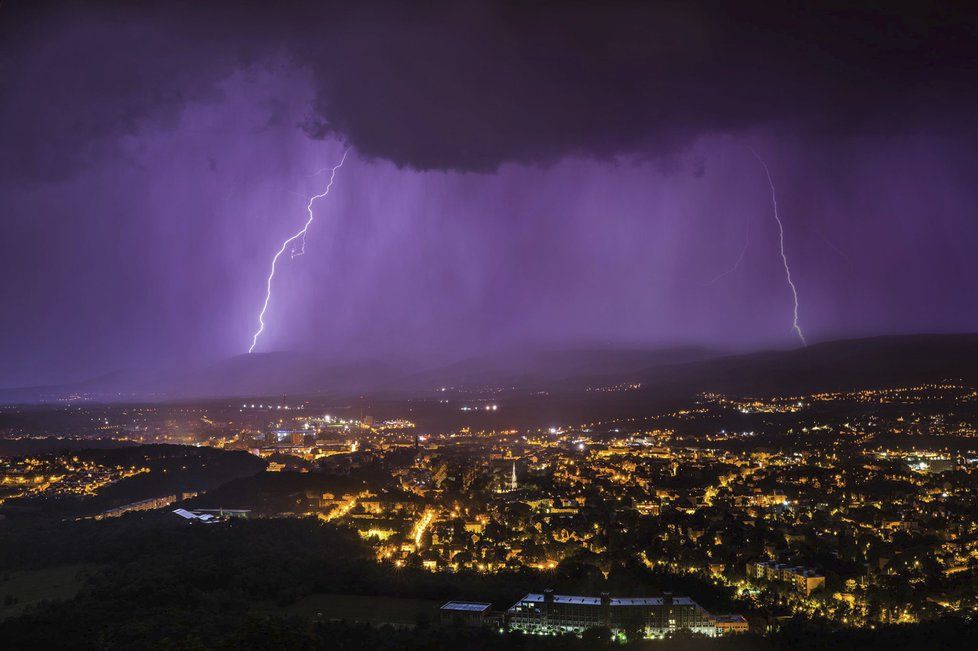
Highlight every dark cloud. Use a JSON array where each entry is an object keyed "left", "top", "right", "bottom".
[
  {"left": 300, "top": 1, "right": 978, "bottom": 170},
  {"left": 2, "top": 1, "right": 977, "bottom": 179},
  {"left": 0, "top": 1, "right": 263, "bottom": 181}
]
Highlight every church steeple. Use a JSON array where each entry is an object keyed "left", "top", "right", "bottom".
[{"left": 510, "top": 461, "right": 517, "bottom": 492}]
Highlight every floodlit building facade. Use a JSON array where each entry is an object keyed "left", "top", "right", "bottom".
[{"left": 507, "top": 590, "right": 720, "bottom": 638}]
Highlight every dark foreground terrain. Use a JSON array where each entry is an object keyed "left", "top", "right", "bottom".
[{"left": 0, "top": 515, "right": 975, "bottom": 650}]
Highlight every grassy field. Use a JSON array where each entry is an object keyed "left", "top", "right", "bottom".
[
  {"left": 265, "top": 593, "right": 443, "bottom": 627},
  {"left": 0, "top": 564, "right": 95, "bottom": 619}
]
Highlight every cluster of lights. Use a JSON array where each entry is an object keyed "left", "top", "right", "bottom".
[
  {"left": 240, "top": 403, "right": 293, "bottom": 410},
  {"left": 460, "top": 404, "right": 499, "bottom": 412}
]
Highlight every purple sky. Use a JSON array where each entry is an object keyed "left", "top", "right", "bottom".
[{"left": 1, "top": 2, "right": 977, "bottom": 386}]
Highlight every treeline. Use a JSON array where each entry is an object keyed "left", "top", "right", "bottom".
[
  {"left": 0, "top": 513, "right": 746, "bottom": 610},
  {"left": 182, "top": 470, "right": 368, "bottom": 515}
]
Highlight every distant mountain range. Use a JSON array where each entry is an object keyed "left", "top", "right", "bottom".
[
  {"left": 622, "top": 333, "right": 978, "bottom": 398},
  {"left": 1, "top": 334, "right": 976, "bottom": 404}
]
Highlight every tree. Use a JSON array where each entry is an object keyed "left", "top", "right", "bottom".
[{"left": 581, "top": 625, "right": 612, "bottom": 646}]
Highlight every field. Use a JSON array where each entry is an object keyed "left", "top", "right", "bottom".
[
  {"left": 0, "top": 564, "right": 95, "bottom": 619},
  {"left": 265, "top": 593, "right": 444, "bottom": 627}
]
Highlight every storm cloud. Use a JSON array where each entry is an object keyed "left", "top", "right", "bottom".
[{"left": 3, "top": 1, "right": 978, "bottom": 179}]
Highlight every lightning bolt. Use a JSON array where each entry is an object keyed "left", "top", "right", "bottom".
[
  {"left": 248, "top": 147, "right": 352, "bottom": 353},
  {"left": 750, "top": 149, "right": 807, "bottom": 346},
  {"left": 707, "top": 215, "right": 751, "bottom": 285}
]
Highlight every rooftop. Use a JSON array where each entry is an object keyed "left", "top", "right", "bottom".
[
  {"left": 441, "top": 601, "right": 492, "bottom": 612},
  {"left": 514, "top": 593, "right": 698, "bottom": 607}
]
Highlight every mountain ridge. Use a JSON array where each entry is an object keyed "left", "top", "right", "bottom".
[{"left": 1, "top": 333, "right": 976, "bottom": 404}]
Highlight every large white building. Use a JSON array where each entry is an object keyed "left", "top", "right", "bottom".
[{"left": 507, "top": 590, "right": 728, "bottom": 638}]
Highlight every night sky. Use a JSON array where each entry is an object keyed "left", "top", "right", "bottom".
[{"left": 1, "top": 1, "right": 977, "bottom": 387}]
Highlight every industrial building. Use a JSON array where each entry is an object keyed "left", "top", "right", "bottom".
[{"left": 507, "top": 590, "right": 723, "bottom": 638}]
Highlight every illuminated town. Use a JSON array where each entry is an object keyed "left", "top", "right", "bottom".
[
  {"left": 3, "top": 380, "right": 977, "bottom": 645},
  {"left": 3, "top": 1, "right": 978, "bottom": 648}
]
